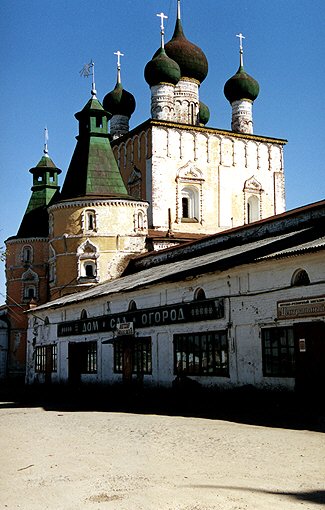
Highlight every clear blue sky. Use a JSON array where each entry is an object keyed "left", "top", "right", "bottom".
[{"left": 0, "top": 0, "right": 324, "bottom": 300}]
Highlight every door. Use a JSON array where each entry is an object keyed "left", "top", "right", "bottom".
[
  {"left": 68, "top": 343, "right": 82, "bottom": 385},
  {"left": 294, "top": 322, "right": 325, "bottom": 395}
]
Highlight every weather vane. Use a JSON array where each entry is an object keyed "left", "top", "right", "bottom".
[
  {"left": 44, "top": 127, "right": 49, "bottom": 156},
  {"left": 79, "top": 60, "right": 97, "bottom": 97}
]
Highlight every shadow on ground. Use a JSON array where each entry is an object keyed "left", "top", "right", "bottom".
[
  {"left": 184, "top": 485, "right": 325, "bottom": 506},
  {"left": 0, "top": 382, "right": 324, "bottom": 433}
]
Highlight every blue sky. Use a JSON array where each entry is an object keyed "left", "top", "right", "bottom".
[{"left": 0, "top": 0, "right": 324, "bottom": 300}]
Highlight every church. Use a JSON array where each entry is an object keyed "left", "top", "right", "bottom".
[{"left": 4, "top": 1, "right": 325, "bottom": 391}]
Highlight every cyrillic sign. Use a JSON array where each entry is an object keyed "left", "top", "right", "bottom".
[
  {"left": 57, "top": 298, "right": 224, "bottom": 337},
  {"left": 277, "top": 296, "right": 325, "bottom": 319}
]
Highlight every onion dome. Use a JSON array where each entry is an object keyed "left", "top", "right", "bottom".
[
  {"left": 163, "top": 2, "right": 208, "bottom": 83},
  {"left": 144, "top": 47, "right": 181, "bottom": 87},
  {"left": 103, "top": 81, "right": 136, "bottom": 119},
  {"left": 199, "top": 101, "right": 210, "bottom": 126},
  {"left": 224, "top": 64, "right": 259, "bottom": 103}
]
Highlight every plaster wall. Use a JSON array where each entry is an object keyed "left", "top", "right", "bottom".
[
  {"left": 115, "top": 124, "right": 285, "bottom": 235},
  {"left": 26, "top": 250, "right": 325, "bottom": 390}
]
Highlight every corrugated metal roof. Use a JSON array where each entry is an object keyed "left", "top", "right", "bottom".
[
  {"left": 34, "top": 228, "right": 318, "bottom": 312},
  {"left": 257, "top": 236, "right": 325, "bottom": 260}
]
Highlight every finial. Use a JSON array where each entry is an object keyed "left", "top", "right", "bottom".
[
  {"left": 236, "top": 33, "right": 245, "bottom": 67},
  {"left": 157, "top": 12, "right": 168, "bottom": 48},
  {"left": 44, "top": 127, "right": 49, "bottom": 156},
  {"left": 177, "top": 0, "right": 181, "bottom": 20},
  {"left": 79, "top": 60, "right": 97, "bottom": 98},
  {"left": 114, "top": 50, "right": 124, "bottom": 84}
]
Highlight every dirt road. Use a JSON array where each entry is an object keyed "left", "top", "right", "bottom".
[{"left": 1, "top": 391, "right": 324, "bottom": 510}]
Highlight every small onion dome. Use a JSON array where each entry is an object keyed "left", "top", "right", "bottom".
[
  {"left": 103, "top": 82, "right": 136, "bottom": 119},
  {"left": 224, "top": 65, "right": 259, "bottom": 104},
  {"left": 144, "top": 47, "right": 181, "bottom": 87},
  {"left": 163, "top": 18, "right": 208, "bottom": 84},
  {"left": 199, "top": 101, "right": 210, "bottom": 126}
]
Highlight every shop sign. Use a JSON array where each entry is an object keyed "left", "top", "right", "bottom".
[
  {"left": 277, "top": 296, "right": 325, "bottom": 319},
  {"left": 57, "top": 298, "right": 224, "bottom": 337}
]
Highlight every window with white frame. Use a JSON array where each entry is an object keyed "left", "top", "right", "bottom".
[
  {"left": 85, "top": 209, "right": 96, "bottom": 232},
  {"left": 77, "top": 240, "right": 99, "bottom": 281},
  {"left": 22, "top": 245, "right": 32, "bottom": 264},
  {"left": 22, "top": 269, "right": 39, "bottom": 301},
  {"left": 181, "top": 186, "right": 199, "bottom": 221},
  {"left": 247, "top": 195, "right": 260, "bottom": 223}
]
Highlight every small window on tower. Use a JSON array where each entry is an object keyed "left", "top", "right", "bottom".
[
  {"left": 22, "top": 246, "right": 32, "bottom": 264},
  {"left": 24, "top": 285, "right": 36, "bottom": 300},
  {"left": 85, "top": 210, "right": 96, "bottom": 231},
  {"left": 85, "top": 263, "right": 96, "bottom": 278}
]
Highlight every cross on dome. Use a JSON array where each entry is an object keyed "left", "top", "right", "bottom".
[
  {"left": 157, "top": 12, "right": 168, "bottom": 48},
  {"left": 114, "top": 50, "right": 124, "bottom": 84},
  {"left": 236, "top": 33, "right": 245, "bottom": 67},
  {"left": 114, "top": 50, "right": 124, "bottom": 70}
]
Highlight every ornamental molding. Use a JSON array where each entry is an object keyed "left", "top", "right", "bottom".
[
  {"left": 49, "top": 199, "right": 149, "bottom": 212},
  {"left": 177, "top": 161, "right": 204, "bottom": 181},
  {"left": 243, "top": 176, "right": 263, "bottom": 192},
  {"left": 6, "top": 237, "right": 48, "bottom": 245}
]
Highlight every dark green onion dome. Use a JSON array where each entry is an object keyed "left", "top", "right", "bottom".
[
  {"left": 199, "top": 101, "right": 210, "bottom": 125},
  {"left": 224, "top": 65, "right": 259, "bottom": 103},
  {"left": 163, "top": 18, "right": 208, "bottom": 84},
  {"left": 103, "top": 82, "right": 136, "bottom": 119},
  {"left": 144, "top": 47, "right": 181, "bottom": 87}
]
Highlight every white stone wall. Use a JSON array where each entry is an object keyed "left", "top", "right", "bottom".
[
  {"left": 149, "top": 125, "right": 285, "bottom": 233},
  {"left": 26, "top": 251, "right": 325, "bottom": 390}
]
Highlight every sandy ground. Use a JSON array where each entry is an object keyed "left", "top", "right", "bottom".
[{"left": 1, "top": 392, "right": 324, "bottom": 510}]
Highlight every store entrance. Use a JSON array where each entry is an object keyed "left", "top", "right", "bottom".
[{"left": 294, "top": 321, "right": 325, "bottom": 395}]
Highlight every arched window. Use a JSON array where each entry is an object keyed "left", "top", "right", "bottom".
[
  {"left": 84, "top": 262, "right": 96, "bottom": 278},
  {"left": 291, "top": 269, "right": 310, "bottom": 287},
  {"left": 194, "top": 288, "right": 206, "bottom": 301},
  {"left": 181, "top": 186, "right": 199, "bottom": 222},
  {"left": 128, "top": 300, "right": 137, "bottom": 311},
  {"left": 137, "top": 211, "right": 144, "bottom": 229},
  {"left": 24, "top": 285, "right": 36, "bottom": 300},
  {"left": 80, "top": 309, "right": 88, "bottom": 320},
  {"left": 22, "top": 269, "right": 38, "bottom": 301},
  {"left": 85, "top": 210, "right": 96, "bottom": 231},
  {"left": 247, "top": 195, "right": 259, "bottom": 223},
  {"left": 77, "top": 240, "right": 99, "bottom": 282},
  {"left": 22, "top": 245, "right": 32, "bottom": 264}
]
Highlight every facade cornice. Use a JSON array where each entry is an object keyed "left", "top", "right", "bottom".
[
  {"left": 111, "top": 118, "right": 288, "bottom": 147},
  {"left": 5, "top": 237, "right": 48, "bottom": 245},
  {"left": 49, "top": 198, "right": 149, "bottom": 212}
]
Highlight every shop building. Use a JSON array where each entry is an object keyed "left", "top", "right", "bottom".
[{"left": 26, "top": 201, "right": 325, "bottom": 392}]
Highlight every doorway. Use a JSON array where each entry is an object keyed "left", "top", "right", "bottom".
[{"left": 294, "top": 321, "right": 325, "bottom": 395}]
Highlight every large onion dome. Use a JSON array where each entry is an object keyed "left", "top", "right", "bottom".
[
  {"left": 224, "top": 65, "right": 259, "bottom": 104},
  {"left": 103, "top": 81, "right": 136, "bottom": 119},
  {"left": 164, "top": 16, "right": 208, "bottom": 84},
  {"left": 145, "top": 47, "right": 181, "bottom": 87},
  {"left": 198, "top": 101, "right": 210, "bottom": 126}
]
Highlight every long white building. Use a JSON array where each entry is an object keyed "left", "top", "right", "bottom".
[{"left": 26, "top": 201, "right": 325, "bottom": 392}]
